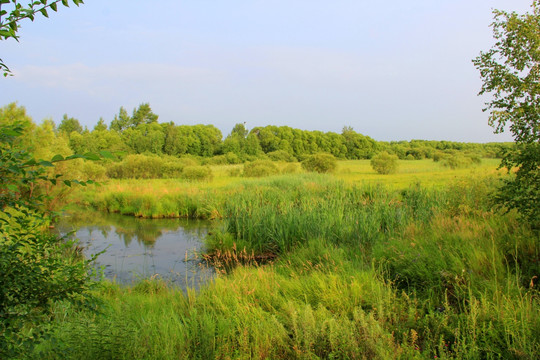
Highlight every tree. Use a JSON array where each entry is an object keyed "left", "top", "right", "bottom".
[
  {"left": 58, "top": 114, "right": 83, "bottom": 135},
  {"left": 0, "top": 0, "right": 84, "bottom": 76},
  {"left": 473, "top": 1, "right": 540, "bottom": 227}
]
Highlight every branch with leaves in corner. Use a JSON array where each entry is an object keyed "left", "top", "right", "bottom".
[{"left": 0, "top": 0, "right": 84, "bottom": 76}]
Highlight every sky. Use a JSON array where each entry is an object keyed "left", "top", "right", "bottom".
[{"left": 0, "top": 0, "right": 533, "bottom": 142}]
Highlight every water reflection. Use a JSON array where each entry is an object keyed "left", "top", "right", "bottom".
[{"left": 54, "top": 211, "right": 215, "bottom": 289}]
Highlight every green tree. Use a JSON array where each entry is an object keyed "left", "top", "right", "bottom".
[
  {"left": 131, "top": 103, "right": 158, "bottom": 127},
  {"left": 473, "top": 1, "right": 540, "bottom": 227},
  {"left": 0, "top": 0, "right": 84, "bottom": 76},
  {"left": 58, "top": 114, "right": 83, "bottom": 135},
  {"left": 110, "top": 106, "right": 131, "bottom": 133}
]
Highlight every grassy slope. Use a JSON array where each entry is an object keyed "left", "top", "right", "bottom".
[{"left": 34, "top": 160, "right": 538, "bottom": 359}]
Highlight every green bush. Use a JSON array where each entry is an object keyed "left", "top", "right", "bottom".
[
  {"left": 370, "top": 152, "right": 399, "bottom": 174},
  {"left": 81, "top": 161, "right": 107, "bottom": 181},
  {"left": 267, "top": 150, "right": 297, "bottom": 162},
  {"left": 281, "top": 162, "right": 300, "bottom": 174},
  {"left": 442, "top": 154, "right": 473, "bottom": 169},
  {"left": 162, "top": 161, "right": 184, "bottom": 178},
  {"left": 301, "top": 153, "right": 337, "bottom": 173},
  {"left": 181, "top": 166, "right": 213, "bottom": 181},
  {"left": 225, "top": 152, "right": 242, "bottom": 164},
  {"left": 243, "top": 160, "right": 280, "bottom": 177},
  {"left": 106, "top": 154, "right": 164, "bottom": 179}
]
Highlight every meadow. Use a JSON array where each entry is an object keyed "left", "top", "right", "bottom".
[{"left": 26, "top": 159, "right": 539, "bottom": 359}]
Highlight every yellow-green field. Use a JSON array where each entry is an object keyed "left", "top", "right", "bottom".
[{"left": 93, "top": 158, "right": 504, "bottom": 198}]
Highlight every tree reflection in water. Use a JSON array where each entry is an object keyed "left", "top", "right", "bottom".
[{"left": 53, "top": 210, "right": 215, "bottom": 288}]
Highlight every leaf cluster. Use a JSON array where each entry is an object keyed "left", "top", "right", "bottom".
[{"left": 0, "top": 0, "right": 84, "bottom": 76}]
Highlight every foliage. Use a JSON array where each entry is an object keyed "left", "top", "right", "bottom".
[
  {"left": 301, "top": 153, "right": 337, "bottom": 173},
  {"left": 0, "top": 208, "right": 98, "bottom": 357},
  {"left": 0, "top": 121, "right": 98, "bottom": 357},
  {"left": 0, "top": 0, "right": 84, "bottom": 76},
  {"left": 370, "top": 151, "right": 399, "bottom": 174},
  {"left": 181, "top": 165, "right": 213, "bottom": 182},
  {"left": 106, "top": 154, "right": 164, "bottom": 179},
  {"left": 267, "top": 150, "right": 297, "bottom": 162},
  {"left": 58, "top": 114, "right": 83, "bottom": 135},
  {"left": 473, "top": 1, "right": 540, "bottom": 227},
  {"left": 243, "top": 160, "right": 279, "bottom": 177}
]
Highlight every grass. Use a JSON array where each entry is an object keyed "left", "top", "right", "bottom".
[
  {"left": 28, "top": 159, "right": 538, "bottom": 359},
  {"left": 335, "top": 159, "right": 503, "bottom": 189}
]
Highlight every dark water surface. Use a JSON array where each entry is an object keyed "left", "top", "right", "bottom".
[{"left": 54, "top": 211, "right": 215, "bottom": 288}]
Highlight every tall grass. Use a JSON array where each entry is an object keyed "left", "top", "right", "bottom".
[{"left": 33, "top": 171, "right": 538, "bottom": 359}]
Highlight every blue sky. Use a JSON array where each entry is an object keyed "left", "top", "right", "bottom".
[{"left": 0, "top": 0, "right": 533, "bottom": 142}]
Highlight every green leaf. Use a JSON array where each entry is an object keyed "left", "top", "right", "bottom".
[
  {"left": 63, "top": 180, "right": 71, "bottom": 187},
  {"left": 51, "top": 154, "right": 64, "bottom": 162},
  {"left": 6, "top": 184, "right": 18, "bottom": 192},
  {"left": 83, "top": 152, "right": 100, "bottom": 161},
  {"left": 38, "top": 161, "right": 54, "bottom": 167},
  {"left": 50, "top": 2, "right": 57, "bottom": 11},
  {"left": 99, "top": 150, "right": 114, "bottom": 159},
  {"left": 39, "top": 8, "right": 48, "bottom": 17}
]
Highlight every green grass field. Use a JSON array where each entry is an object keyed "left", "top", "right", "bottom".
[{"left": 31, "top": 159, "right": 538, "bottom": 359}]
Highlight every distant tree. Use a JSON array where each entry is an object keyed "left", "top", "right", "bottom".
[
  {"left": 371, "top": 152, "right": 399, "bottom": 174},
  {"left": 58, "top": 114, "right": 83, "bottom": 135},
  {"left": 93, "top": 117, "right": 107, "bottom": 132},
  {"left": 473, "top": 1, "right": 540, "bottom": 227},
  {"left": 231, "top": 122, "right": 248, "bottom": 138},
  {"left": 0, "top": 0, "right": 84, "bottom": 76},
  {"left": 131, "top": 103, "right": 158, "bottom": 127},
  {"left": 110, "top": 106, "right": 131, "bottom": 133}
]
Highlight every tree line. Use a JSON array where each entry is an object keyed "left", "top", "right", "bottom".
[{"left": 1, "top": 102, "right": 511, "bottom": 165}]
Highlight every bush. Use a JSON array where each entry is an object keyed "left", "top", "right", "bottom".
[
  {"left": 106, "top": 154, "right": 164, "bottom": 179},
  {"left": 204, "top": 155, "right": 228, "bottom": 165},
  {"left": 162, "top": 161, "right": 184, "bottom": 178},
  {"left": 370, "top": 152, "right": 399, "bottom": 174},
  {"left": 181, "top": 166, "right": 213, "bottom": 181},
  {"left": 442, "top": 154, "right": 473, "bottom": 169},
  {"left": 267, "top": 150, "right": 297, "bottom": 162},
  {"left": 81, "top": 161, "right": 107, "bottom": 181},
  {"left": 281, "top": 163, "right": 300, "bottom": 174},
  {"left": 227, "top": 167, "right": 242, "bottom": 177},
  {"left": 243, "top": 160, "right": 280, "bottom": 177},
  {"left": 301, "top": 153, "right": 337, "bottom": 173}
]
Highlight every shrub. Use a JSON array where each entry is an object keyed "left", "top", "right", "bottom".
[
  {"left": 227, "top": 167, "right": 242, "bottom": 177},
  {"left": 204, "top": 155, "right": 228, "bottom": 165},
  {"left": 301, "top": 153, "right": 337, "bottom": 173},
  {"left": 81, "top": 161, "right": 107, "bottom": 181},
  {"left": 370, "top": 152, "right": 399, "bottom": 174},
  {"left": 225, "top": 152, "right": 242, "bottom": 164},
  {"left": 243, "top": 160, "right": 280, "bottom": 177},
  {"left": 281, "top": 163, "right": 300, "bottom": 174},
  {"left": 442, "top": 154, "right": 473, "bottom": 169},
  {"left": 106, "top": 154, "right": 164, "bottom": 179},
  {"left": 181, "top": 166, "right": 213, "bottom": 181},
  {"left": 267, "top": 150, "right": 297, "bottom": 162}
]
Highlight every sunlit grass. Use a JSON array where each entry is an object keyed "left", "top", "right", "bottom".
[{"left": 335, "top": 158, "right": 503, "bottom": 189}]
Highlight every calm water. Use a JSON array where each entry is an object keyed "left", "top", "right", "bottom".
[{"left": 55, "top": 211, "right": 215, "bottom": 288}]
